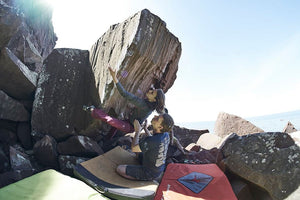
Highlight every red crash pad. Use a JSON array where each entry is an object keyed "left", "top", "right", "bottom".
[{"left": 155, "top": 163, "right": 237, "bottom": 200}]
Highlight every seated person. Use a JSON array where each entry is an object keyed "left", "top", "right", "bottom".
[
  {"left": 142, "top": 119, "right": 186, "bottom": 155},
  {"left": 116, "top": 113, "right": 174, "bottom": 181}
]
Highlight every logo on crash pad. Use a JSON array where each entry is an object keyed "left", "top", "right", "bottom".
[{"left": 178, "top": 172, "right": 213, "bottom": 193}]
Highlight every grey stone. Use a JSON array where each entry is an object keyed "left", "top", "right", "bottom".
[
  {"left": 17, "top": 122, "right": 32, "bottom": 149},
  {"left": 214, "top": 112, "right": 264, "bottom": 137},
  {"left": 221, "top": 132, "right": 300, "bottom": 200},
  {"left": 58, "top": 155, "right": 89, "bottom": 176},
  {"left": 57, "top": 135, "right": 103, "bottom": 157},
  {"left": 31, "top": 48, "right": 100, "bottom": 140},
  {"left": 283, "top": 121, "right": 297, "bottom": 134},
  {"left": 90, "top": 9, "right": 181, "bottom": 120},
  {"left": 33, "top": 135, "right": 59, "bottom": 169},
  {"left": 0, "top": 47, "right": 37, "bottom": 100},
  {"left": 9, "top": 146, "right": 32, "bottom": 170},
  {"left": 0, "top": 90, "right": 30, "bottom": 121},
  {"left": 0, "top": 1, "right": 22, "bottom": 49}
]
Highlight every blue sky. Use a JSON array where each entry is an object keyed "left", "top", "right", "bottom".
[{"left": 46, "top": 0, "right": 300, "bottom": 125}]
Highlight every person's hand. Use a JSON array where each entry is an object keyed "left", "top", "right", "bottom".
[
  {"left": 83, "top": 105, "right": 95, "bottom": 112},
  {"left": 133, "top": 119, "right": 142, "bottom": 133},
  {"left": 108, "top": 66, "right": 118, "bottom": 83}
]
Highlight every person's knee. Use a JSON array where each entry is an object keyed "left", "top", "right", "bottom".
[
  {"left": 116, "top": 165, "right": 126, "bottom": 175},
  {"left": 116, "top": 165, "right": 137, "bottom": 180}
]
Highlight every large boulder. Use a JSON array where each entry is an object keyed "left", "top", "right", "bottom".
[
  {"left": 214, "top": 112, "right": 264, "bottom": 138},
  {"left": 2, "top": 0, "right": 57, "bottom": 72},
  {"left": 173, "top": 125, "right": 209, "bottom": 148},
  {"left": 31, "top": 49, "right": 100, "bottom": 140},
  {"left": 0, "top": 90, "right": 30, "bottom": 121},
  {"left": 57, "top": 135, "right": 103, "bottom": 157},
  {"left": 90, "top": 9, "right": 181, "bottom": 119},
  {"left": 9, "top": 146, "right": 32, "bottom": 170},
  {"left": 221, "top": 132, "right": 300, "bottom": 200},
  {"left": 0, "top": 128, "right": 17, "bottom": 146},
  {"left": 0, "top": 147, "right": 10, "bottom": 173},
  {"left": 33, "top": 135, "right": 59, "bottom": 169},
  {"left": 17, "top": 122, "right": 32, "bottom": 150},
  {"left": 283, "top": 121, "right": 297, "bottom": 134},
  {"left": 58, "top": 155, "right": 89, "bottom": 176},
  {"left": 0, "top": 0, "right": 22, "bottom": 48},
  {"left": 290, "top": 131, "right": 300, "bottom": 146},
  {"left": 0, "top": 47, "right": 38, "bottom": 100},
  {"left": 196, "top": 133, "right": 222, "bottom": 150}
]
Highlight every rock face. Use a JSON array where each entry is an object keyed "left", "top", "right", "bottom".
[
  {"left": 31, "top": 49, "right": 100, "bottom": 140},
  {"left": 0, "top": 0, "right": 22, "bottom": 49},
  {"left": 0, "top": 47, "right": 38, "bottom": 100},
  {"left": 221, "top": 132, "right": 300, "bottom": 200},
  {"left": 0, "top": 90, "right": 30, "bottom": 121},
  {"left": 1, "top": 0, "right": 57, "bottom": 72},
  {"left": 214, "top": 112, "right": 264, "bottom": 137},
  {"left": 90, "top": 9, "right": 181, "bottom": 120}
]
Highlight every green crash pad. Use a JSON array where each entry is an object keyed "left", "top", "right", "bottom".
[{"left": 0, "top": 169, "right": 108, "bottom": 200}]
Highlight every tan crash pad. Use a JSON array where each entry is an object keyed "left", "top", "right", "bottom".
[{"left": 74, "top": 146, "right": 158, "bottom": 199}]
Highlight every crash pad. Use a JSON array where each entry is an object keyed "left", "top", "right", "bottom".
[
  {"left": 74, "top": 146, "right": 159, "bottom": 200},
  {"left": 0, "top": 169, "right": 107, "bottom": 200},
  {"left": 154, "top": 163, "right": 237, "bottom": 200}
]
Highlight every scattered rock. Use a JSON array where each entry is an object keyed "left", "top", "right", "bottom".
[
  {"left": 9, "top": 146, "right": 32, "bottom": 170},
  {"left": 0, "top": 148, "right": 10, "bottom": 173},
  {"left": 214, "top": 112, "right": 264, "bottom": 137},
  {"left": 230, "top": 178, "right": 254, "bottom": 200},
  {"left": 0, "top": 169, "right": 36, "bottom": 188},
  {"left": 196, "top": 132, "right": 222, "bottom": 150},
  {"left": 173, "top": 125, "right": 208, "bottom": 148},
  {"left": 0, "top": 47, "right": 38, "bottom": 100},
  {"left": 17, "top": 122, "right": 32, "bottom": 150},
  {"left": 221, "top": 132, "right": 300, "bottom": 200},
  {"left": 0, "top": 128, "right": 17, "bottom": 146},
  {"left": 0, "top": 1, "right": 22, "bottom": 49},
  {"left": 58, "top": 155, "right": 89, "bottom": 176},
  {"left": 290, "top": 131, "right": 300, "bottom": 146},
  {"left": 185, "top": 143, "right": 201, "bottom": 152},
  {"left": 283, "top": 121, "right": 297, "bottom": 133},
  {"left": 57, "top": 135, "right": 104, "bottom": 158},
  {"left": 33, "top": 135, "right": 59, "bottom": 169},
  {"left": 4, "top": 0, "right": 57, "bottom": 72},
  {"left": 0, "top": 90, "right": 30, "bottom": 122}
]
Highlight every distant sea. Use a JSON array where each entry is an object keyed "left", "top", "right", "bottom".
[{"left": 177, "top": 110, "right": 300, "bottom": 133}]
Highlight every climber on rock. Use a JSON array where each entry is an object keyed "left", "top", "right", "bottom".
[{"left": 83, "top": 66, "right": 166, "bottom": 139}]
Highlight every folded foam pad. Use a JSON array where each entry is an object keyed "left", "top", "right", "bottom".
[
  {"left": 154, "top": 163, "right": 237, "bottom": 200},
  {"left": 0, "top": 169, "right": 107, "bottom": 200},
  {"left": 74, "top": 146, "right": 159, "bottom": 200}
]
